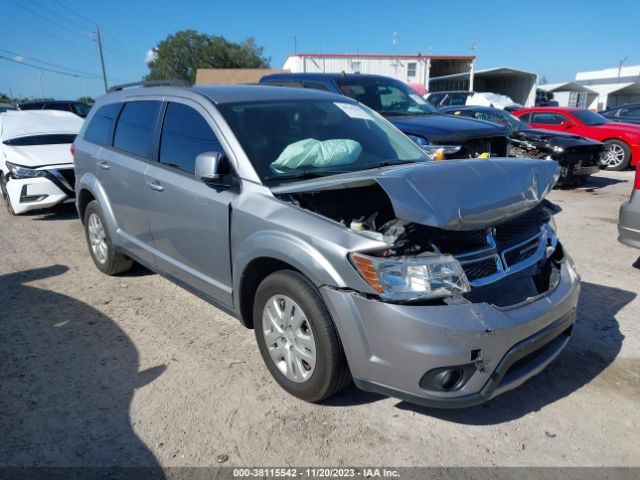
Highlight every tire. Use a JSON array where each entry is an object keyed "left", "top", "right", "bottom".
[
  {"left": 0, "top": 174, "right": 16, "bottom": 215},
  {"left": 600, "top": 140, "right": 631, "bottom": 171},
  {"left": 83, "top": 200, "right": 133, "bottom": 275},
  {"left": 253, "top": 270, "right": 351, "bottom": 402}
]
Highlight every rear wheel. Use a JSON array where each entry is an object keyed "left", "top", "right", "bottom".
[
  {"left": 0, "top": 174, "right": 16, "bottom": 215},
  {"left": 83, "top": 200, "right": 132, "bottom": 275},
  {"left": 254, "top": 270, "right": 351, "bottom": 402},
  {"left": 600, "top": 140, "right": 631, "bottom": 171}
]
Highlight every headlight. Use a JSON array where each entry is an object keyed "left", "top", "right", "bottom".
[
  {"left": 350, "top": 252, "right": 470, "bottom": 301},
  {"left": 405, "top": 135, "right": 462, "bottom": 161},
  {"left": 6, "top": 161, "right": 45, "bottom": 179}
]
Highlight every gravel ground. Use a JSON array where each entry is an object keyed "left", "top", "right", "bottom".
[{"left": 0, "top": 170, "right": 638, "bottom": 468}]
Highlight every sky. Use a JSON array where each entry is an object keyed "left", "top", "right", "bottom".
[{"left": 0, "top": 0, "right": 638, "bottom": 100}]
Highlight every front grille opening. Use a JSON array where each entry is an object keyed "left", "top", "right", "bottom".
[{"left": 462, "top": 256, "right": 499, "bottom": 280}]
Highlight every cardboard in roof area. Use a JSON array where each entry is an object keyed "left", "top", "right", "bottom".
[{"left": 196, "top": 69, "right": 289, "bottom": 85}]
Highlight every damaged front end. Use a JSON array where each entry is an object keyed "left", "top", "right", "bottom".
[{"left": 274, "top": 158, "right": 566, "bottom": 309}]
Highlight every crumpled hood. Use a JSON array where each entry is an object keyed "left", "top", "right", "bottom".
[
  {"left": 518, "top": 128, "right": 602, "bottom": 148},
  {"left": 389, "top": 113, "right": 511, "bottom": 143},
  {"left": 272, "top": 158, "right": 560, "bottom": 231},
  {"left": 2, "top": 144, "right": 74, "bottom": 168}
]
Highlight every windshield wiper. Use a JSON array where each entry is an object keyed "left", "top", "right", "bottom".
[{"left": 263, "top": 169, "right": 352, "bottom": 181}]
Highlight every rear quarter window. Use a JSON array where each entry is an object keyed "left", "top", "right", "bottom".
[
  {"left": 83, "top": 103, "right": 122, "bottom": 146},
  {"left": 113, "top": 101, "right": 161, "bottom": 158}
]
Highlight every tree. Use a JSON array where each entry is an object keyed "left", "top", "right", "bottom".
[
  {"left": 145, "top": 30, "right": 270, "bottom": 84},
  {"left": 78, "top": 96, "right": 95, "bottom": 104}
]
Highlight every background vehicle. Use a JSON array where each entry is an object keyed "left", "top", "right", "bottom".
[
  {"left": 425, "top": 90, "right": 520, "bottom": 110},
  {"left": 259, "top": 73, "right": 511, "bottom": 159},
  {"left": 0, "top": 110, "right": 82, "bottom": 214},
  {"left": 535, "top": 89, "right": 559, "bottom": 107},
  {"left": 442, "top": 105, "right": 603, "bottom": 186},
  {"left": 618, "top": 165, "right": 640, "bottom": 249},
  {"left": 0, "top": 103, "right": 17, "bottom": 113},
  {"left": 514, "top": 107, "right": 640, "bottom": 171},
  {"left": 18, "top": 100, "right": 93, "bottom": 118},
  {"left": 600, "top": 103, "right": 640, "bottom": 125},
  {"left": 73, "top": 83, "right": 578, "bottom": 408}
]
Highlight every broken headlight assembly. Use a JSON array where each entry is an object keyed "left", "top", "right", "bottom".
[
  {"left": 6, "top": 161, "right": 46, "bottom": 179},
  {"left": 350, "top": 252, "right": 471, "bottom": 301},
  {"left": 405, "top": 135, "right": 461, "bottom": 161}
]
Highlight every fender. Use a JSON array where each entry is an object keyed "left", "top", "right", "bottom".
[
  {"left": 232, "top": 229, "right": 349, "bottom": 307},
  {"left": 76, "top": 172, "right": 121, "bottom": 248}
]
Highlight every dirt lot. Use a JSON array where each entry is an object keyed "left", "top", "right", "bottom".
[{"left": 1, "top": 170, "right": 638, "bottom": 468}]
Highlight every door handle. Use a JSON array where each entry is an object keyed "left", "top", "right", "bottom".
[
  {"left": 147, "top": 180, "right": 164, "bottom": 192},
  {"left": 98, "top": 161, "right": 110, "bottom": 170}
]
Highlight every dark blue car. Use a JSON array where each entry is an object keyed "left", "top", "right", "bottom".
[{"left": 260, "top": 73, "right": 510, "bottom": 160}]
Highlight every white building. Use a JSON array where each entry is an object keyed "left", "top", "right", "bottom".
[
  {"left": 575, "top": 65, "right": 640, "bottom": 110},
  {"left": 282, "top": 53, "right": 475, "bottom": 94},
  {"left": 429, "top": 67, "right": 538, "bottom": 107},
  {"left": 537, "top": 82, "right": 598, "bottom": 109}
]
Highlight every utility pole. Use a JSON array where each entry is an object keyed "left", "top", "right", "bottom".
[
  {"left": 38, "top": 70, "right": 44, "bottom": 100},
  {"left": 618, "top": 56, "right": 628, "bottom": 83},
  {"left": 291, "top": 36, "right": 297, "bottom": 54},
  {"left": 95, "top": 27, "right": 108, "bottom": 93}
]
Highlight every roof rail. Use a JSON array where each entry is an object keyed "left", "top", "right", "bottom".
[{"left": 107, "top": 79, "right": 191, "bottom": 93}]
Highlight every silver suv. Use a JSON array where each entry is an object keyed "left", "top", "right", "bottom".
[{"left": 74, "top": 83, "right": 580, "bottom": 407}]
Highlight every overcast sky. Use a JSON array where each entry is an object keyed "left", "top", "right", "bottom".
[{"left": 0, "top": 0, "right": 637, "bottom": 100}]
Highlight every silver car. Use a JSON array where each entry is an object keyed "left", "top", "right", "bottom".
[
  {"left": 74, "top": 83, "right": 580, "bottom": 408},
  {"left": 618, "top": 166, "right": 640, "bottom": 249}
]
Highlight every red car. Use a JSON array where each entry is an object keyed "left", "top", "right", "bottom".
[{"left": 514, "top": 107, "right": 640, "bottom": 171}]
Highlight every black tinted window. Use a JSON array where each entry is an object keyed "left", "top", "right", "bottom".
[
  {"left": 3, "top": 134, "right": 76, "bottom": 146},
  {"left": 113, "top": 101, "right": 160, "bottom": 158},
  {"left": 83, "top": 103, "right": 121, "bottom": 146},
  {"left": 19, "top": 103, "right": 44, "bottom": 110},
  {"left": 45, "top": 103, "right": 72, "bottom": 112},
  {"left": 531, "top": 113, "right": 565, "bottom": 125},
  {"left": 159, "top": 103, "right": 222, "bottom": 175},
  {"left": 518, "top": 113, "right": 531, "bottom": 122}
]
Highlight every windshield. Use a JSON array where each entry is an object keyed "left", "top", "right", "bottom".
[
  {"left": 72, "top": 103, "right": 92, "bottom": 117},
  {"left": 217, "top": 99, "right": 428, "bottom": 183},
  {"left": 2, "top": 134, "right": 76, "bottom": 146},
  {"left": 335, "top": 78, "right": 437, "bottom": 116},
  {"left": 572, "top": 109, "right": 608, "bottom": 126}
]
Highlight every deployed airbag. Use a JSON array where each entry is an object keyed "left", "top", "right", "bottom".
[{"left": 271, "top": 138, "right": 362, "bottom": 172}]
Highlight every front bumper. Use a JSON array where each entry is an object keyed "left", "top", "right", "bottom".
[
  {"left": 321, "top": 258, "right": 580, "bottom": 408},
  {"left": 4, "top": 174, "right": 73, "bottom": 214},
  {"left": 618, "top": 190, "right": 640, "bottom": 249}
]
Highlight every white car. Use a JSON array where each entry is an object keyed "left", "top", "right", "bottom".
[
  {"left": 0, "top": 111, "right": 83, "bottom": 214},
  {"left": 425, "top": 91, "right": 521, "bottom": 110}
]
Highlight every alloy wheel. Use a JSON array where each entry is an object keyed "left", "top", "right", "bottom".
[
  {"left": 87, "top": 213, "right": 108, "bottom": 264},
  {"left": 600, "top": 143, "right": 626, "bottom": 169},
  {"left": 262, "top": 294, "right": 317, "bottom": 383}
]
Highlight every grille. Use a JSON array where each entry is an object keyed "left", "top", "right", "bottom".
[
  {"left": 503, "top": 237, "right": 541, "bottom": 268},
  {"left": 461, "top": 256, "right": 499, "bottom": 280},
  {"left": 56, "top": 168, "right": 76, "bottom": 191},
  {"left": 430, "top": 229, "right": 489, "bottom": 254},
  {"left": 560, "top": 145, "right": 601, "bottom": 168},
  {"left": 494, "top": 205, "right": 548, "bottom": 244}
]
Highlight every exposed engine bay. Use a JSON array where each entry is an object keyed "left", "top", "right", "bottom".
[{"left": 277, "top": 182, "right": 564, "bottom": 307}]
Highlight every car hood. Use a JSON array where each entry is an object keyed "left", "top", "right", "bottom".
[
  {"left": 2, "top": 144, "right": 74, "bottom": 168},
  {"left": 272, "top": 158, "right": 560, "bottom": 230},
  {"left": 387, "top": 113, "right": 510, "bottom": 143},
  {"left": 517, "top": 128, "right": 602, "bottom": 147}
]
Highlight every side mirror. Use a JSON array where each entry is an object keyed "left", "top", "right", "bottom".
[
  {"left": 195, "top": 151, "right": 227, "bottom": 184},
  {"left": 561, "top": 121, "right": 574, "bottom": 129}
]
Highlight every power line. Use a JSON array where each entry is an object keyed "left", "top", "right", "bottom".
[
  {"left": 101, "top": 29, "right": 142, "bottom": 63},
  {"left": 0, "top": 9, "right": 97, "bottom": 57},
  {"left": 0, "top": 48, "right": 101, "bottom": 77},
  {"left": 30, "top": 0, "right": 92, "bottom": 33},
  {"left": 0, "top": 54, "right": 91, "bottom": 78},
  {"left": 51, "top": 0, "right": 96, "bottom": 28},
  {"left": 10, "top": 0, "right": 93, "bottom": 41}
]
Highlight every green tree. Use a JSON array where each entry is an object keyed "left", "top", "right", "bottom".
[
  {"left": 145, "top": 30, "right": 270, "bottom": 84},
  {"left": 78, "top": 96, "right": 95, "bottom": 103}
]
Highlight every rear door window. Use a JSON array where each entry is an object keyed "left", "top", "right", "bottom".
[
  {"left": 45, "top": 103, "right": 72, "bottom": 112},
  {"left": 113, "top": 101, "right": 161, "bottom": 158},
  {"left": 159, "top": 102, "right": 223, "bottom": 175},
  {"left": 83, "top": 103, "right": 122, "bottom": 146},
  {"left": 530, "top": 112, "right": 566, "bottom": 125}
]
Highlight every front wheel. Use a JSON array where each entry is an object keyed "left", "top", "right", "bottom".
[
  {"left": 0, "top": 174, "right": 16, "bottom": 215},
  {"left": 83, "top": 200, "right": 133, "bottom": 275},
  {"left": 600, "top": 140, "right": 631, "bottom": 171},
  {"left": 254, "top": 270, "right": 351, "bottom": 402}
]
